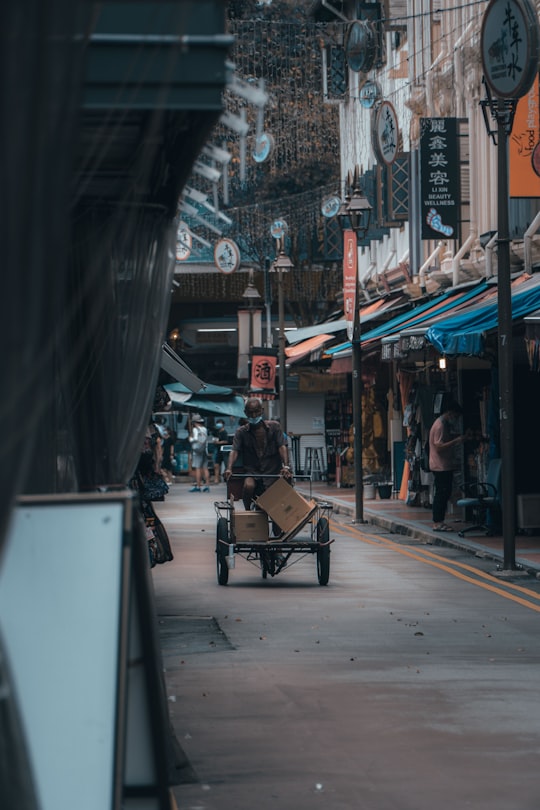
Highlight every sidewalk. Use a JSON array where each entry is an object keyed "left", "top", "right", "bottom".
[{"left": 293, "top": 481, "right": 540, "bottom": 577}]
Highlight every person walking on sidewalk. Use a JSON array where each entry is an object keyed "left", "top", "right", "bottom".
[
  {"left": 189, "top": 415, "right": 210, "bottom": 492},
  {"left": 223, "top": 397, "right": 292, "bottom": 510},
  {"left": 429, "top": 400, "right": 464, "bottom": 531}
]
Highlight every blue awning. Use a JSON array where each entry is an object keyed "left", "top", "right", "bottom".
[
  {"left": 324, "top": 282, "right": 489, "bottom": 357},
  {"left": 164, "top": 382, "right": 246, "bottom": 418},
  {"left": 426, "top": 279, "right": 540, "bottom": 356}
]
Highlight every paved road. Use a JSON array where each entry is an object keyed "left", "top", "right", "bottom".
[{"left": 153, "top": 483, "right": 540, "bottom": 810}]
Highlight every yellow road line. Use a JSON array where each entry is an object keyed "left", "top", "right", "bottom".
[{"left": 331, "top": 519, "right": 540, "bottom": 613}]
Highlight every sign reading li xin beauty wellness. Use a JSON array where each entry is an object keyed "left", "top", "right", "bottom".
[
  {"left": 343, "top": 229, "right": 357, "bottom": 342},
  {"left": 420, "top": 117, "right": 461, "bottom": 241},
  {"left": 510, "top": 75, "right": 540, "bottom": 197}
]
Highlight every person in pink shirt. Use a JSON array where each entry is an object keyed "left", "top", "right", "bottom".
[{"left": 429, "top": 400, "right": 464, "bottom": 531}]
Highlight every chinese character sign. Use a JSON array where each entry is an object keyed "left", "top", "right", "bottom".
[
  {"left": 342, "top": 229, "right": 357, "bottom": 341},
  {"left": 481, "top": 0, "right": 540, "bottom": 99},
  {"left": 420, "top": 118, "right": 461, "bottom": 241},
  {"left": 250, "top": 348, "right": 277, "bottom": 393}
]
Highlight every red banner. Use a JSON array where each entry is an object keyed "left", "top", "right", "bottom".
[
  {"left": 250, "top": 348, "right": 277, "bottom": 392},
  {"left": 343, "top": 229, "right": 357, "bottom": 341}
]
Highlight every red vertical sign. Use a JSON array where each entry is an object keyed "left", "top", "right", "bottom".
[{"left": 343, "top": 229, "right": 357, "bottom": 341}]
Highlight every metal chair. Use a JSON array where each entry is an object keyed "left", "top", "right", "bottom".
[{"left": 456, "top": 458, "right": 502, "bottom": 537}]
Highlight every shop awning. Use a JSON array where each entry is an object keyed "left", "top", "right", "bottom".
[
  {"left": 161, "top": 344, "right": 206, "bottom": 392},
  {"left": 285, "top": 333, "right": 335, "bottom": 362},
  {"left": 323, "top": 281, "right": 490, "bottom": 358},
  {"left": 164, "top": 381, "right": 246, "bottom": 418},
  {"left": 426, "top": 276, "right": 540, "bottom": 355},
  {"left": 286, "top": 294, "right": 407, "bottom": 346}
]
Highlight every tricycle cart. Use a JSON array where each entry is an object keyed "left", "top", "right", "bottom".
[{"left": 214, "top": 475, "right": 333, "bottom": 586}]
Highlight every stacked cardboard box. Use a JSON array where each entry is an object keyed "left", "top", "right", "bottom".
[
  {"left": 232, "top": 510, "right": 269, "bottom": 542},
  {"left": 255, "top": 478, "right": 317, "bottom": 539}
]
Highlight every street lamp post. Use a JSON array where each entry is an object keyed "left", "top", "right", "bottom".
[
  {"left": 480, "top": 0, "right": 540, "bottom": 568},
  {"left": 241, "top": 268, "right": 262, "bottom": 386},
  {"left": 338, "top": 168, "right": 372, "bottom": 524},
  {"left": 271, "top": 244, "right": 293, "bottom": 435}
]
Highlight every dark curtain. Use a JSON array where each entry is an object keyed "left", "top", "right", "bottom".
[
  {"left": 0, "top": 2, "right": 96, "bottom": 807},
  {"left": 67, "top": 206, "right": 176, "bottom": 489}
]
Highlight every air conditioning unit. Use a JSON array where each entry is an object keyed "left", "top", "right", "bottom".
[{"left": 517, "top": 494, "right": 540, "bottom": 530}]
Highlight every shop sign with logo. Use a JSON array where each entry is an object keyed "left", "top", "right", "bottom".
[
  {"left": 176, "top": 223, "right": 192, "bottom": 261},
  {"left": 420, "top": 117, "right": 461, "bottom": 240},
  {"left": 214, "top": 238, "right": 240, "bottom": 274},
  {"left": 510, "top": 75, "right": 540, "bottom": 197},
  {"left": 359, "top": 80, "right": 381, "bottom": 109},
  {"left": 250, "top": 348, "right": 277, "bottom": 393},
  {"left": 372, "top": 101, "right": 399, "bottom": 166},
  {"left": 481, "top": 0, "right": 539, "bottom": 99}
]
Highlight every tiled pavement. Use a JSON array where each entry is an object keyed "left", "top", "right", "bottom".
[{"left": 293, "top": 481, "right": 540, "bottom": 576}]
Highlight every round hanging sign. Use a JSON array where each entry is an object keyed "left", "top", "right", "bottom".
[
  {"left": 372, "top": 100, "right": 399, "bottom": 166},
  {"left": 359, "top": 80, "right": 381, "bottom": 109},
  {"left": 214, "top": 238, "right": 240, "bottom": 274},
  {"left": 176, "top": 223, "right": 192, "bottom": 261},
  {"left": 270, "top": 219, "right": 289, "bottom": 240},
  {"left": 344, "top": 20, "right": 377, "bottom": 73},
  {"left": 481, "top": 0, "right": 540, "bottom": 99},
  {"left": 252, "top": 132, "right": 275, "bottom": 163},
  {"left": 321, "top": 196, "right": 341, "bottom": 218}
]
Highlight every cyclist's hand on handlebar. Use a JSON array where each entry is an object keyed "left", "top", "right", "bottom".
[{"left": 280, "top": 466, "right": 293, "bottom": 480}]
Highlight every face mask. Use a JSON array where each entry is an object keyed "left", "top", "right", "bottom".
[
  {"left": 248, "top": 415, "right": 262, "bottom": 425},
  {"left": 216, "top": 423, "right": 224, "bottom": 429}
]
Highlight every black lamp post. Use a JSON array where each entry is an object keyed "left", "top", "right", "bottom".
[
  {"left": 271, "top": 244, "right": 293, "bottom": 435},
  {"left": 337, "top": 168, "right": 372, "bottom": 523},
  {"left": 480, "top": 0, "right": 540, "bottom": 569},
  {"left": 241, "top": 268, "right": 262, "bottom": 385}
]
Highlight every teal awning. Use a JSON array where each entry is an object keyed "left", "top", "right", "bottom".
[
  {"left": 324, "top": 282, "right": 489, "bottom": 357},
  {"left": 164, "top": 382, "right": 246, "bottom": 418},
  {"left": 426, "top": 279, "right": 540, "bottom": 356}
]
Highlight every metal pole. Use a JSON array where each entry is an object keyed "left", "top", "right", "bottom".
[
  {"left": 496, "top": 99, "right": 516, "bottom": 570},
  {"left": 278, "top": 268, "right": 287, "bottom": 435},
  {"left": 352, "top": 271, "right": 364, "bottom": 523}
]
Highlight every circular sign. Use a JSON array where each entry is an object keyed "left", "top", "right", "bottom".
[
  {"left": 481, "top": 0, "right": 540, "bottom": 98},
  {"left": 214, "top": 238, "right": 240, "bottom": 274},
  {"left": 252, "top": 132, "right": 275, "bottom": 163},
  {"left": 321, "top": 196, "right": 341, "bottom": 218},
  {"left": 270, "top": 219, "right": 289, "bottom": 240},
  {"left": 372, "top": 100, "right": 399, "bottom": 166},
  {"left": 176, "top": 223, "right": 192, "bottom": 261},
  {"left": 344, "top": 20, "right": 377, "bottom": 73},
  {"left": 359, "top": 80, "right": 381, "bottom": 109}
]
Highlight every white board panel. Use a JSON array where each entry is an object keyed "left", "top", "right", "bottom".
[{"left": 0, "top": 497, "right": 128, "bottom": 810}]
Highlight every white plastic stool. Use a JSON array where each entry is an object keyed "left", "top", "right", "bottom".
[{"left": 304, "top": 447, "right": 325, "bottom": 481}]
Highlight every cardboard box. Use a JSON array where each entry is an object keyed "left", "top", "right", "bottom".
[
  {"left": 232, "top": 510, "right": 269, "bottom": 542},
  {"left": 255, "top": 478, "right": 317, "bottom": 537}
]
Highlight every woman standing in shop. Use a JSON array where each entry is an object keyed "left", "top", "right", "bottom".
[{"left": 429, "top": 400, "right": 464, "bottom": 531}]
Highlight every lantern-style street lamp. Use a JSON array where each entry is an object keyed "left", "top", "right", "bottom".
[
  {"left": 338, "top": 167, "right": 372, "bottom": 523},
  {"left": 270, "top": 244, "right": 293, "bottom": 435}
]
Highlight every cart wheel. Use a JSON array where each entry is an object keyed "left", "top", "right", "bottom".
[
  {"left": 316, "top": 517, "right": 330, "bottom": 586},
  {"left": 260, "top": 552, "right": 268, "bottom": 579},
  {"left": 216, "top": 517, "right": 229, "bottom": 585}
]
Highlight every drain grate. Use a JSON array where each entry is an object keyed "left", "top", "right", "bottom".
[{"left": 158, "top": 615, "right": 234, "bottom": 655}]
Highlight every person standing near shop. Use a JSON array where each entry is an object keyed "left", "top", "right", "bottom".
[
  {"left": 211, "top": 419, "right": 229, "bottom": 484},
  {"left": 429, "top": 400, "right": 464, "bottom": 531},
  {"left": 189, "top": 415, "right": 210, "bottom": 492}
]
